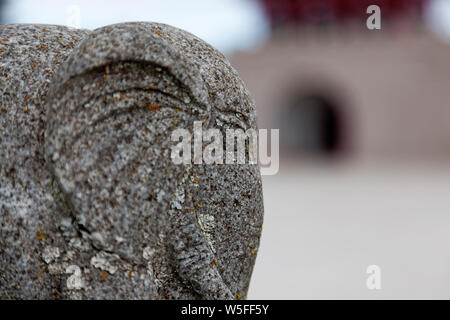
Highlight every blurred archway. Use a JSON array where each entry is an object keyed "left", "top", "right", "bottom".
[{"left": 280, "top": 93, "right": 342, "bottom": 157}]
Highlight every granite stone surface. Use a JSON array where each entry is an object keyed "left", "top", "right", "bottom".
[{"left": 0, "top": 22, "right": 263, "bottom": 299}]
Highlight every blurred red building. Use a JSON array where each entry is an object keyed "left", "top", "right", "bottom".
[
  {"left": 261, "top": 0, "right": 427, "bottom": 28},
  {"left": 230, "top": 0, "right": 450, "bottom": 162}
]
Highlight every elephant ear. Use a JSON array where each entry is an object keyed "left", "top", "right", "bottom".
[{"left": 45, "top": 22, "right": 263, "bottom": 299}]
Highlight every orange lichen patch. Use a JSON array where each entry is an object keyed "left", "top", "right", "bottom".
[
  {"left": 196, "top": 203, "right": 200, "bottom": 208},
  {"left": 37, "top": 230, "right": 45, "bottom": 240},
  {"left": 237, "top": 293, "right": 242, "bottom": 299},
  {"left": 193, "top": 177, "right": 198, "bottom": 184},
  {"left": 120, "top": 94, "right": 125, "bottom": 100},
  {"left": 23, "top": 107, "right": 29, "bottom": 113},
  {"left": 250, "top": 248, "right": 256, "bottom": 255},
  {"left": 0, "top": 48, "right": 3, "bottom": 51},
  {"left": 149, "top": 105, "right": 160, "bottom": 112},
  {"left": 44, "top": 45, "right": 49, "bottom": 50},
  {"left": 149, "top": 84, "right": 154, "bottom": 89},
  {"left": 154, "top": 31, "right": 162, "bottom": 35},
  {"left": 55, "top": 38, "right": 60, "bottom": 43},
  {"left": 211, "top": 259, "right": 216, "bottom": 267},
  {"left": 189, "top": 207, "right": 195, "bottom": 212},
  {"left": 31, "top": 62, "right": 36, "bottom": 67},
  {"left": 101, "top": 273, "right": 108, "bottom": 279},
  {"left": 128, "top": 269, "right": 133, "bottom": 277},
  {"left": 131, "top": 168, "right": 137, "bottom": 174},
  {"left": 187, "top": 194, "right": 191, "bottom": 199},
  {"left": 2, "top": 38, "right": 8, "bottom": 42},
  {"left": 25, "top": 95, "right": 30, "bottom": 101}
]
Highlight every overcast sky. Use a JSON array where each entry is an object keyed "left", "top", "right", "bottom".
[
  {"left": 3, "top": 0, "right": 270, "bottom": 54},
  {"left": 425, "top": 0, "right": 450, "bottom": 40},
  {"left": 3, "top": 0, "right": 450, "bottom": 54}
]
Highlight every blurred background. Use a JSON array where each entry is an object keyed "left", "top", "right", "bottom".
[{"left": 2, "top": 0, "right": 450, "bottom": 299}]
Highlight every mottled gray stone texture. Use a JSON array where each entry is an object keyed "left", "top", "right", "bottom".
[{"left": 0, "top": 22, "right": 264, "bottom": 299}]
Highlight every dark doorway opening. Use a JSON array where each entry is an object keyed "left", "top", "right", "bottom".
[{"left": 281, "top": 93, "right": 342, "bottom": 156}]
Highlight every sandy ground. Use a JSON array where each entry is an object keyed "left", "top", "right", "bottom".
[{"left": 248, "top": 161, "right": 450, "bottom": 299}]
